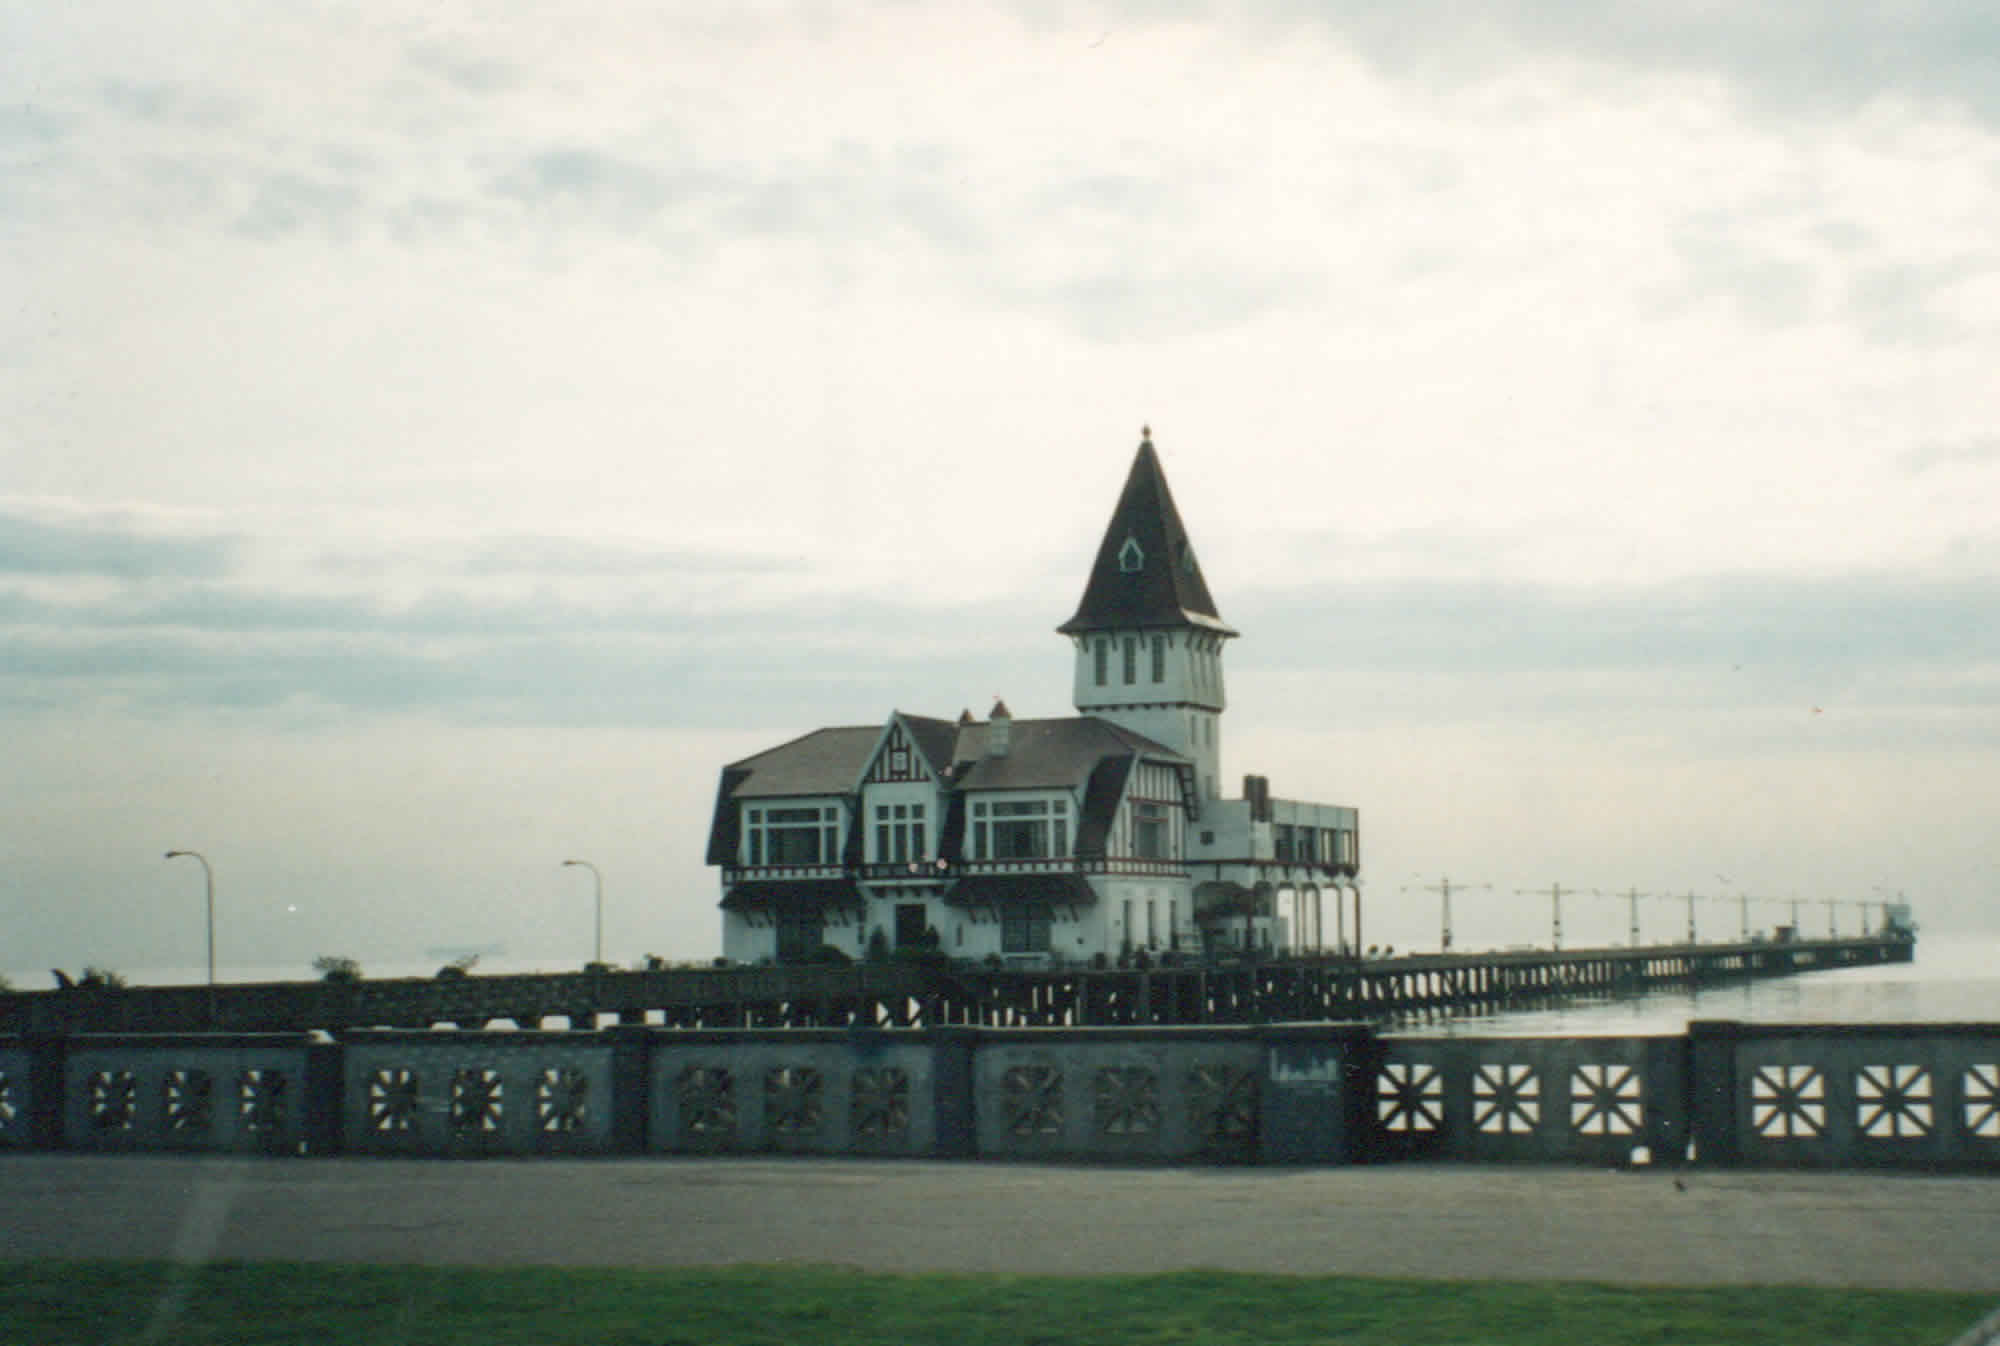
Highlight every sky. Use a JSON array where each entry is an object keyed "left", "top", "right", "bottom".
[{"left": 3, "top": 2, "right": 1997, "bottom": 984}]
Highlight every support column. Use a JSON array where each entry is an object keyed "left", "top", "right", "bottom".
[{"left": 1686, "top": 1020, "right": 1743, "bottom": 1167}]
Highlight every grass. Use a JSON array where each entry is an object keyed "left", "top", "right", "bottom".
[{"left": 0, "top": 1261, "right": 1991, "bottom": 1346}]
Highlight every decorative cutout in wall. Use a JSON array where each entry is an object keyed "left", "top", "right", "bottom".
[
  {"left": 240, "top": 1069, "right": 288, "bottom": 1135},
  {"left": 88, "top": 1070, "right": 136, "bottom": 1132},
  {"left": 1001, "top": 1064, "right": 1063, "bottom": 1136},
  {"left": 1188, "top": 1062, "right": 1258, "bottom": 1141},
  {"left": 450, "top": 1068, "right": 504, "bottom": 1134},
  {"left": 0, "top": 1073, "right": 14, "bottom": 1129},
  {"left": 1967, "top": 1064, "right": 2000, "bottom": 1140},
  {"left": 368, "top": 1068, "right": 419, "bottom": 1133},
  {"left": 1854, "top": 1064, "right": 1931, "bottom": 1139},
  {"left": 163, "top": 1069, "right": 213, "bottom": 1134},
  {"left": 765, "top": 1066, "right": 824, "bottom": 1135},
  {"left": 1093, "top": 1067, "right": 1161, "bottom": 1136},
  {"left": 536, "top": 1067, "right": 588, "bottom": 1133},
  {"left": 1570, "top": 1064, "right": 1642, "bottom": 1137},
  {"left": 675, "top": 1066, "right": 736, "bottom": 1139},
  {"left": 1749, "top": 1065, "right": 1825, "bottom": 1139},
  {"left": 1376, "top": 1062, "right": 1442, "bottom": 1133},
  {"left": 1472, "top": 1063, "right": 1540, "bottom": 1135},
  {"left": 851, "top": 1067, "right": 909, "bottom": 1138}
]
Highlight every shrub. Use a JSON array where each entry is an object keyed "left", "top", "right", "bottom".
[
  {"left": 79, "top": 966, "right": 128, "bottom": 989},
  {"left": 313, "top": 955, "right": 362, "bottom": 984},
  {"left": 807, "top": 944, "right": 853, "bottom": 966}
]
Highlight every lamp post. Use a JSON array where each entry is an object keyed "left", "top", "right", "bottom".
[
  {"left": 563, "top": 859, "right": 603, "bottom": 966},
  {"left": 164, "top": 849, "right": 215, "bottom": 1020}
]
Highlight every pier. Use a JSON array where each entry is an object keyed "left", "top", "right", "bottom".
[{"left": 0, "top": 932, "right": 1911, "bottom": 1035}]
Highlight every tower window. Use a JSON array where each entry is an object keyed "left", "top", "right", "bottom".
[
  {"left": 1151, "top": 635, "right": 1165, "bottom": 682},
  {"left": 1123, "top": 637, "right": 1137, "bottom": 684},
  {"left": 1118, "top": 536, "right": 1144, "bottom": 572},
  {"left": 1093, "top": 638, "right": 1108, "bottom": 686}
]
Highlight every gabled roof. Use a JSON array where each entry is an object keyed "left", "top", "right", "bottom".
[
  {"left": 1058, "top": 431, "right": 1235, "bottom": 637},
  {"left": 723, "top": 725, "right": 882, "bottom": 798},
  {"left": 947, "top": 715, "right": 1185, "bottom": 792},
  {"left": 708, "top": 712, "right": 1191, "bottom": 869},
  {"left": 706, "top": 725, "right": 879, "bottom": 865}
]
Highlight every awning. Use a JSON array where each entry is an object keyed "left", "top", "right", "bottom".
[
  {"left": 943, "top": 873, "right": 1097, "bottom": 909},
  {"left": 720, "top": 879, "right": 864, "bottom": 914}
]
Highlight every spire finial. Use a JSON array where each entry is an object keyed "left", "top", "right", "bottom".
[{"left": 1141, "top": 424, "right": 1151, "bottom": 445}]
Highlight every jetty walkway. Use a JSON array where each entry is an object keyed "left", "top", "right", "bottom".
[{"left": 0, "top": 933, "right": 1911, "bottom": 1035}]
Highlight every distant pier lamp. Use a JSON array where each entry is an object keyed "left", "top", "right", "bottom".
[
  {"left": 563, "top": 859, "right": 604, "bottom": 966},
  {"left": 164, "top": 849, "right": 216, "bottom": 1020}
]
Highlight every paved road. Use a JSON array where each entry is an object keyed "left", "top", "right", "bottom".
[{"left": 4, "top": 1155, "right": 1998, "bottom": 1291}]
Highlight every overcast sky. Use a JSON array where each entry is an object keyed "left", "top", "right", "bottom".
[{"left": 4, "top": 3, "right": 1996, "bottom": 983}]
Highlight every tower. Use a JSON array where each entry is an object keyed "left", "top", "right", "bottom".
[{"left": 1058, "top": 429, "right": 1236, "bottom": 799}]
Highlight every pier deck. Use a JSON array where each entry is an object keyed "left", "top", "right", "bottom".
[{"left": 0, "top": 934, "right": 1911, "bottom": 1035}]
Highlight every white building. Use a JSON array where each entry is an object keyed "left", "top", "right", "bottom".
[{"left": 705, "top": 430, "right": 1362, "bottom": 965}]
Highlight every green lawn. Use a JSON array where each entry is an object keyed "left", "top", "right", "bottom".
[{"left": 2, "top": 1262, "right": 1990, "bottom": 1346}]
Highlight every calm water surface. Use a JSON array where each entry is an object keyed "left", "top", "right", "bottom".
[{"left": 1418, "top": 932, "right": 2000, "bottom": 1037}]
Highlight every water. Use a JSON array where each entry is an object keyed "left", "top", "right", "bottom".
[{"left": 1413, "top": 933, "right": 2000, "bottom": 1037}]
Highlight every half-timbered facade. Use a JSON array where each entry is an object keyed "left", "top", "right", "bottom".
[{"left": 706, "top": 430, "right": 1363, "bottom": 965}]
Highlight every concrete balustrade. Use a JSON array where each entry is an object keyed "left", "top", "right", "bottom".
[{"left": 2, "top": 1019, "right": 1993, "bottom": 1170}]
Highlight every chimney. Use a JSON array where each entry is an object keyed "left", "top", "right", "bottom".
[{"left": 987, "top": 698, "right": 1012, "bottom": 757}]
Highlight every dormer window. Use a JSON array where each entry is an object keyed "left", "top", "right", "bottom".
[{"left": 1118, "top": 535, "right": 1144, "bottom": 572}]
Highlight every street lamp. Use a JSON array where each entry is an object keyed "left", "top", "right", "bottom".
[
  {"left": 563, "top": 859, "right": 603, "bottom": 966},
  {"left": 164, "top": 849, "right": 215, "bottom": 1011}
]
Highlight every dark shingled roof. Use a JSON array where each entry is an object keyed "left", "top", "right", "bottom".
[
  {"left": 1058, "top": 433, "right": 1235, "bottom": 637},
  {"left": 898, "top": 714, "right": 960, "bottom": 779},
  {"left": 708, "top": 713, "right": 1190, "bottom": 870},
  {"left": 723, "top": 725, "right": 880, "bottom": 797},
  {"left": 948, "top": 716, "right": 1183, "bottom": 792}
]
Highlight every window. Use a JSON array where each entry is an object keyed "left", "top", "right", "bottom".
[
  {"left": 971, "top": 799, "right": 1068, "bottom": 859},
  {"left": 872, "top": 803, "right": 927, "bottom": 864},
  {"left": 1168, "top": 900, "right": 1179, "bottom": 950},
  {"left": 1151, "top": 635, "right": 1166, "bottom": 683},
  {"left": 1094, "top": 639, "right": 1108, "bottom": 686},
  {"left": 1133, "top": 801, "right": 1169, "bottom": 859},
  {"left": 1297, "top": 828, "right": 1316, "bottom": 865},
  {"left": 1123, "top": 637, "right": 1137, "bottom": 684},
  {"left": 1118, "top": 535, "right": 1144, "bottom": 572},
  {"left": 1002, "top": 906, "right": 1052, "bottom": 953},
  {"left": 1274, "top": 824, "right": 1294, "bottom": 862},
  {"left": 745, "top": 805, "right": 840, "bottom": 866},
  {"left": 1145, "top": 899, "right": 1157, "bottom": 946}
]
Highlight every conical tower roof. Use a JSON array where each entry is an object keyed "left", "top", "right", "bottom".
[{"left": 1057, "top": 429, "right": 1235, "bottom": 637}]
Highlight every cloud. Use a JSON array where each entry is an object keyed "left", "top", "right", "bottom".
[
  {"left": 1905, "top": 434, "right": 2000, "bottom": 474},
  {"left": 1257, "top": 1, "right": 2000, "bottom": 126},
  {"left": 1238, "top": 571, "right": 2000, "bottom": 677},
  {"left": 1667, "top": 227, "right": 1818, "bottom": 327},
  {"left": 97, "top": 80, "right": 241, "bottom": 128},
  {"left": 234, "top": 169, "right": 365, "bottom": 240},
  {"left": 1846, "top": 258, "right": 1992, "bottom": 346},
  {"left": 7, "top": 498, "right": 1996, "bottom": 738},
  {"left": 0, "top": 509, "right": 237, "bottom": 579}
]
